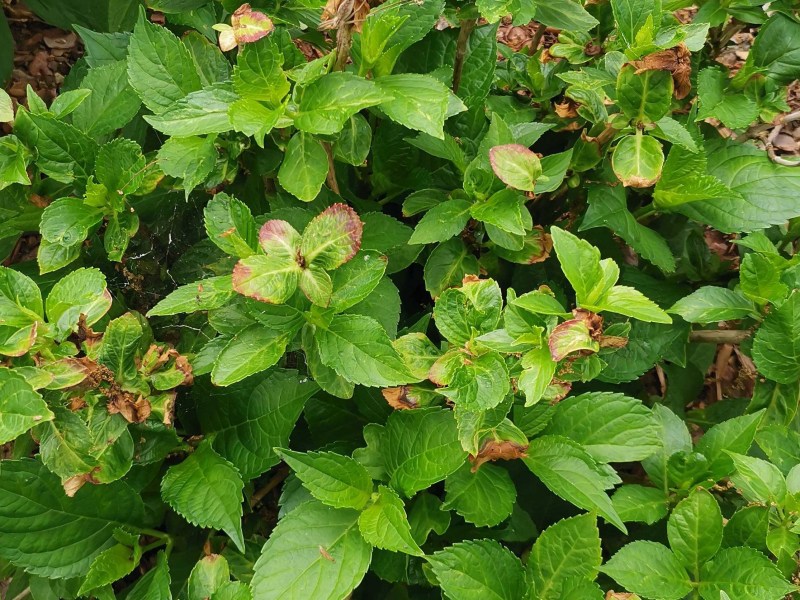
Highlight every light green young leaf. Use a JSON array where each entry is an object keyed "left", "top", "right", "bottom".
[
  {"left": 233, "top": 36, "right": 289, "bottom": 105},
  {"left": 39, "top": 197, "right": 103, "bottom": 248},
  {"left": 535, "top": 0, "right": 599, "bottom": 32},
  {"left": 528, "top": 513, "right": 602, "bottom": 600},
  {"left": 46, "top": 267, "right": 112, "bottom": 341},
  {"left": 250, "top": 501, "right": 371, "bottom": 600},
  {"left": 616, "top": 65, "right": 673, "bottom": 124},
  {"left": 126, "top": 552, "right": 171, "bottom": 600},
  {"left": 470, "top": 189, "right": 528, "bottom": 235},
  {"left": 161, "top": 441, "right": 245, "bottom": 552},
  {"left": 612, "top": 0, "right": 661, "bottom": 47},
  {"left": 550, "top": 226, "right": 615, "bottom": 306},
  {"left": 315, "top": 314, "right": 413, "bottom": 387},
  {"left": 728, "top": 453, "right": 787, "bottom": 505},
  {"left": 232, "top": 254, "right": 300, "bottom": 304},
  {"left": 546, "top": 392, "right": 660, "bottom": 463},
  {"left": 489, "top": 144, "right": 542, "bottom": 192},
  {"left": 612, "top": 484, "right": 669, "bottom": 524},
  {"left": 423, "top": 238, "right": 480, "bottom": 297},
  {"left": 601, "top": 541, "right": 692, "bottom": 600},
  {"left": 408, "top": 199, "right": 471, "bottom": 245},
  {"left": 358, "top": 485, "right": 423, "bottom": 556},
  {"left": 72, "top": 61, "right": 142, "bottom": 137},
  {"left": 695, "top": 410, "right": 764, "bottom": 481},
  {"left": 427, "top": 540, "right": 527, "bottom": 600},
  {"left": 188, "top": 554, "right": 230, "bottom": 600},
  {"left": 667, "top": 488, "right": 722, "bottom": 577},
  {"left": 211, "top": 324, "right": 291, "bottom": 386},
  {"left": 293, "top": 72, "right": 390, "bottom": 135},
  {"left": 78, "top": 538, "right": 142, "bottom": 596},
  {"left": 144, "top": 84, "right": 237, "bottom": 137},
  {"left": 612, "top": 133, "right": 664, "bottom": 188},
  {"left": 376, "top": 74, "right": 460, "bottom": 139},
  {"left": 148, "top": 276, "right": 234, "bottom": 316},
  {"left": 156, "top": 135, "right": 216, "bottom": 198},
  {"left": 277, "top": 449, "right": 373, "bottom": 510}
]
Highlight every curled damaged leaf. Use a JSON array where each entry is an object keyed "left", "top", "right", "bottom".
[
  {"left": 489, "top": 144, "right": 545, "bottom": 192},
  {"left": 382, "top": 386, "right": 418, "bottom": 410},
  {"left": 631, "top": 43, "right": 691, "bottom": 100},
  {"left": 62, "top": 472, "right": 100, "bottom": 498},
  {"left": 216, "top": 4, "right": 274, "bottom": 51},
  {"left": 493, "top": 226, "right": 553, "bottom": 265},
  {"left": 549, "top": 309, "right": 603, "bottom": 361},
  {"left": 320, "top": 0, "right": 371, "bottom": 33},
  {"left": 469, "top": 439, "right": 529, "bottom": 472},
  {"left": 612, "top": 133, "right": 664, "bottom": 188},
  {"left": 108, "top": 393, "right": 152, "bottom": 424}
]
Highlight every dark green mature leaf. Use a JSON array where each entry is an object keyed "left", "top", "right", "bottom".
[
  {"left": 72, "top": 61, "right": 141, "bottom": 137},
  {"left": 358, "top": 485, "right": 423, "bottom": 556},
  {"left": 250, "top": 501, "right": 371, "bottom": 600},
  {"left": 524, "top": 436, "right": 625, "bottom": 532},
  {"left": 747, "top": 13, "right": 800, "bottom": 85},
  {"left": 427, "top": 540, "right": 527, "bottom": 600},
  {"left": 528, "top": 513, "right": 602, "bottom": 600},
  {"left": 161, "top": 441, "right": 245, "bottom": 552},
  {"left": 144, "top": 85, "right": 237, "bottom": 137},
  {"left": 0, "top": 368, "right": 53, "bottom": 445},
  {"left": 669, "top": 286, "right": 756, "bottom": 323},
  {"left": 196, "top": 369, "right": 317, "bottom": 479},
  {"left": 126, "top": 12, "right": 201, "bottom": 114},
  {"left": 443, "top": 463, "right": 515, "bottom": 527},
  {"left": 233, "top": 36, "right": 289, "bottom": 105},
  {"left": 277, "top": 449, "right": 373, "bottom": 510},
  {"left": 277, "top": 132, "right": 328, "bottom": 202},
  {"left": 601, "top": 541, "right": 693, "bottom": 600},
  {"left": 752, "top": 292, "right": 800, "bottom": 384},
  {"left": 536, "top": 0, "right": 599, "bottom": 32},
  {"left": 698, "top": 547, "right": 795, "bottom": 600},
  {"left": 376, "top": 74, "right": 460, "bottom": 139},
  {"left": 0, "top": 459, "right": 146, "bottom": 578},
  {"left": 545, "top": 392, "right": 660, "bottom": 463}
]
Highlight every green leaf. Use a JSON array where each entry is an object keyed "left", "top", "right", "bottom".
[
  {"left": 455, "top": 23, "right": 498, "bottom": 109},
  {"left": 232, "top": 36, "right": 289, "bottom": 105},
  {"left": 550, "top": 226, "right": 615, "bottom": 306},
  {"left": 376, "top": 74, "right": 460, "bottom": 139},
  {"left": 669, "top": 286, "right": 756, "bottom": 324},
  {"left": 528, "top": 513, "right": 602, "bottom": 600},
  {"left": 697, "top": 67, "right": 759, "bottom": 130},
  {"left": 488, "top": 144, "right": 542, "bottom": 192},
  {"left": 581, "top": 184, "right": 675, "bottom": 272},
  {"left": 231, "top": 254, "right": 300, "bottom": 304},
  {"left": 728, "top": 453, "right": 787, "bottom": 505},
  {"left": 293, "top": 72, "right": 390, "bottom": 135},
  {"left": 443, "top": 463, "right": 515, "bottom": 528},
  {"left": 46, "top": 267, "right": 112, "bottom": 341},
  {"left": 161, "top": 441, "right": 245, "bottom": 552},
  {"left": 148, "top": 276, "right": 234, "bottom": 316},
  {"left": 600, "top": 285, "right": 672, "bottom": 323},
  {"left": 431, "top": 349, "right": 511, "bottom": 411},
  {"left": 471, "top": 188, "right": 528, "bottom": 236},
  {"left": 433, "top": 277, "right": 502, "bottom": 346},
  {"left": 211, "top": 324, "right": 291, "bottom": 386},
  {"left": 427, "top": 540, "right": 527, "bottom": 600},
  {"left": 375, "top": 408, "right": 465, "bottom": 498},
  {"left": 0, "top": 459, "right": 146, "bottom": 578},
  {"left": 535, "top": 0, "right": 599, "bottom": 32},
  {"left": 78, "top": 538, "right": 142, "bottom": 596},
  {"left": 424, "top": 238, "right": 480, "bottom": 297},
  {"left": 300, "top": 203, "right": 363, "bottom": 270},
  {"left": 97, "top": 312, "right": 144, "bottom": 382},
  {"left": 698, "top": 547, "right": 796, "bottom": 600},
  {"left": 545, "top": 392, "right": 660, "bottom": 463},
  {"left": 39, "top": 197, "right": 103, "bottom": 248},
  {"left": 277, "top": 131, "right": 328, "bottom": 202},
  {"left": 358, "top": 485, "right": 423, "bottom": 556},
  {"left": 95, "top": 137, "right": 146, "bottom": 195},
  {"left": 695, "top": 410, "right": 763, "bottom": 480},
  {"left": 315, "top": 314, "right": 413, "bottom": 387},
  {"left": 601, "top": 541, "right": 692, "bottom": 600},
  {"left": 333, "top": 114, "right": 372, "bottom": 166},
  {"left": 616, "top": 65, "right": 673, "bottom": 124},
  {"left": 258, "top": 218, "right": 301, "bottom": 260},
  {"left": 612, "top": 133, "right": 664, "bottom": 188},
  {"left": 126, "top": 12, "right": 201, "bottom": 114},
  {"left": 13, "top": 109, "right": 98, "bottom": 187},
  {"left": 0, "top": 368, "right": 54, "bottom": 444},
  {"left": 752, "top": 292, "right": 800, "bottom": 384},
  {"left": 188, "top": 554, "right": 230, "bottom": 600},
  {"left": 747, "top": 13, "right": 800, "bottom": 86},
  {"left": 612, "top": 0, "right": 660, "bottom": 47},
  {"left": 250, "top": 501, "right": 371, "bottom": 600},
  {"left": 156, "top": 135, "right": 216, "bottom": 198},
  {"left": 612, "top": 484, "right": 669, "bottom": 524},
  {"left": 277, "top": 449, "right": 373, "bottom": 510},
  {"left": 329, "top": 251, "right": 387, "bottom": 312},
  {"left": 668, "top": 488, "right": 722, "bottom": 576},
  {"left": 229, "top": 98, "right": 282, "bottom": 147},
  {"left": 126, "top": 552, "right": 171, "bottom": 600},
  {"left": 72, "top": 61, "right": 142, "bottom": 137},
  {"left": 144, "top": 84, "right": 237, "bottom": 137},
  {"left": 196, "top": 369, "right": 316, "bottom": 479},
  {"left": 0, "top": 135, "right": 31, "bottom": 191},
  {"left": 523, "top": 436, "right": 625, "bottom": 532}
]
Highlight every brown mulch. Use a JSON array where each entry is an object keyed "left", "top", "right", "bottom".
[{"left": 2, "top": 0, "right": 83, "bottom": 107}]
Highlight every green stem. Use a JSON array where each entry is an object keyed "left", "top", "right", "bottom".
[
  {"left": 633, "top": 203, "right": 657, "bottom": 222},
  {"left": 140, "top": 528, "right": 174, "bottom": 556}
]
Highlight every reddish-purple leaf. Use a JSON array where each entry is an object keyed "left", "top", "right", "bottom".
[{"left": 300, "top": 203, "right": 363, "bottom": 270}]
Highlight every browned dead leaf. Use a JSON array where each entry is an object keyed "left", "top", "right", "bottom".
[
  {"left": 469, "top": 439, "right": 529, "bottom": 471},
  {"left": 631, "top": 43, "right": 691, "bottom": 99},
  {"left": 554, "top": 99, "right": 579, "bottom": 118},
  {"left": 108, "top": 392, "right": 152, "bottom": 424},
  {"left": 382, "top": 386, "right": 418, "bottom": 410},
  {"left": 320, "top": 0, "right": 371, "bottom": 32}
]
